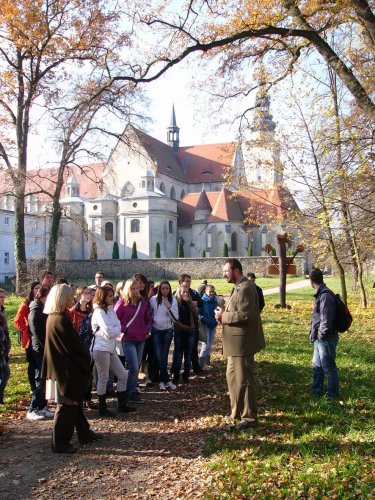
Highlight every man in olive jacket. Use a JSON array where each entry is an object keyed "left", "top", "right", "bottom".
[{"left": 215, "top": 259, "right": 265, "bottom": 430}]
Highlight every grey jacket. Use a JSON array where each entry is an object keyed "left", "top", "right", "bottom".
[{"left": 309, "top": 284, "right": 336, "bottom": 342}]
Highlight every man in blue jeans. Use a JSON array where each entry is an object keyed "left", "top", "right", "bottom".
[{"left": 309, "top": 268, "right": 339, "bottom": 399}]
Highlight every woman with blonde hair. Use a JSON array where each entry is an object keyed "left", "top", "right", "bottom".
[
  {"left": 42, "top": 284, "right": 99, "bottom": 453},
  {"left": 114, "top": 278, "right": 151, "bottom": 403},
  {"left": 91, "top": 286, "right": 135, "bottom": 416}
]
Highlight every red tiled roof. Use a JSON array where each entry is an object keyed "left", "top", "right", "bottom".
[
  {"left": 208, "top": 188, "right": 243, "bottom": 222},
  {"left": 0, "top": 163, "right": 104, "bottom": 202},
  {"left": 178, "top": 185, "right": 299, "bottom": 227},
  {"left": 178, "top": 143, "right": 235, "bottom": 183},
  {"left": 196, "top": 189, "right": 212, "bottom": 211},
  {"left": 131, "top": 126, "right": 187, "bottom": 182},
  {"left": 178, "top": 191, "right": 220, "bottom": 227}
]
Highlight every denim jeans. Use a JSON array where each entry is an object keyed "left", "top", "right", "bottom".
[
  {"left": 151, "top": 327, "right": 173, "bottom": 384},
  {"left": 311, "top": 334, "right": 339, "bottom": 398},
  {"left": 199, "top": 325, "right": 216, "bottom": 367},
  {"left": 171, "top": 331, "right": 195, "bottom": 382},
  {"left": 29, "top": 352, "right": 47, "bottom": 411},
  {"left": 123, "top": 340, "right": 145, "bottom": 394}
]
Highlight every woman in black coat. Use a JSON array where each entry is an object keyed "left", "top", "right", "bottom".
[
  {"left": 27, "top": 286, "right": 53, "bottom": 421},
  {"left": 42, "top": 284, "right": 100, "bottom": 453}
]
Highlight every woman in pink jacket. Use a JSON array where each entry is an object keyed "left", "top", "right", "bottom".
[{"left": 114, "top": 278, "right": 151, "bottom": 404}]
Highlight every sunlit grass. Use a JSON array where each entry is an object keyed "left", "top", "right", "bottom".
[{"left": 205, "top": 281, "right": 375, "bottom": 498}]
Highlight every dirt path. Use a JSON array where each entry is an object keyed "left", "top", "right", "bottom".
[
  {"left": 0, "top": 345, "right": 228, "bottom": 499},
  {"left": 263, "top": 278, "right": 310, "bottom": 296}
]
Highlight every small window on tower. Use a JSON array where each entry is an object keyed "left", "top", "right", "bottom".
[{"left": 105, "top": 222, "right": 114, "bottom": 241}]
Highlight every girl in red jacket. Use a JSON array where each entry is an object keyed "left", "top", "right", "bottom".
[{"left": 13, "top": 281, "right": 41, "bottom": 392}]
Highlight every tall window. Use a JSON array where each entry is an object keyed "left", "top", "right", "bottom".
[
  {"left": 231, "top": 232, "right": 237, "bottom": 252},
  {"left": 4, "top": 252, "right": 9, "bottom": 265},
  {"left": 169, "top": 220, "right": 173, "bottom": 233},
  {"left": 180, "top": 189, "right": 185, "bottom": 199},
  {"left": 105, "top": 222, "right": 113, "bottom": 241},
  {"left": 131, "top": 219, "right": 140, "bottom": 233},
  {"left": 159, "top": 182, "right": 165, "bottom": 193},
  {"left": 170, "top": 186, "right": 176, "bottom": 200}
]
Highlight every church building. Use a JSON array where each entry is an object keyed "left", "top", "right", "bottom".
[{"left": 0, "top": 91, "right": 299, "bottom": 280}]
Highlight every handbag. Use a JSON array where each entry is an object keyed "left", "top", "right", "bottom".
[{"left": 116, "top": 301, "right": 143, "bottom": 356}]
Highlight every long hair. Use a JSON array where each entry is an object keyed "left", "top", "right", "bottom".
[
  {"left": 93, "top": 286, "right": 113, "bottom": 313},
  {"left": 156, "top": 281, "right": 172, "bottom": 306},
  {"left": 44, "top": 284, "right": 72, "bottom": 314},
  {"left": 115, "top": 281, "right": 125, "bottom": 298},
  {"left": 76, "top": 286, "right": 93, "bottom": 313},
  {"left": 133, "top": 273, "right": 149, "bottom": 299},
  {"left": 175, "top": 284, "right": 191, "bottom": 303},
  {"left": 26, "top": 281, "right": 41, "bottom": 304},
  {"left": 121, "top": 278, "right": 139, "bottom": 305},
  {"left": 35, "top": 286, "right": 50, "bottom": 302}
]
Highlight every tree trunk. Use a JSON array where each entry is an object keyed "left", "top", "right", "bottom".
[
  {"left": 14, "top": 191, "right": 28, "bottom": 294},
  {"left": 278, "top": 238, "right": 287, "bottom": 308},
  {"left": 47, "top": 196, "right": 63, "bottom": 274}
]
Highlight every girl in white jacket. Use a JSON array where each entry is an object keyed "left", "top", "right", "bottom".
[
  {"left": 91, "top": 287, "right": 134, "bottom": 416},
  {"left": 149, "top": 281, "right": 179, "bottom": 391}
]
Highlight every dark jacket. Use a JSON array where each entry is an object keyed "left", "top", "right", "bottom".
[
  {"left": 28, "top": 300, "right": 47, "bottom": 353},
  {"left": 0, "top": 306, "right": 10, "bottom": 379},
  {"left": 42, "top": 313, "right": 91, "bottom": 402},
  {"left": 198, "top": 293, "right": 218, "bottom": 329},
  {"left": 255, "top": 284, "right": 265, "bottom": 312},
  {"left": 174, "top": 299, "right": 197, "bottom": 334},
  {"left": 309, "top": 284, "right": 337, "bottom": 342}
]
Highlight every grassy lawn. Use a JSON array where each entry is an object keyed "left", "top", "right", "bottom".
[
  {"left": 205, "top": 280, "right": 375, "bottom": 498},
  {"left": 1, "top": 277, "right": 374, "bottom": 497}
]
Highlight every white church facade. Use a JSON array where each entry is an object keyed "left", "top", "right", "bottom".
[{"left": 0, "top": 92, "right": 299, "bottom": 281}]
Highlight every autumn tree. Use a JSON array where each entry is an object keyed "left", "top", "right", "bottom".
[
  {"left": 135, "top": 0, "right": 375, "bottom": 121},
  {"left": 0, "top": 0, "right": 135, "bottom": 291}
]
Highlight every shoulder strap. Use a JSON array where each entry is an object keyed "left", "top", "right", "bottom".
[{"left": 125, "top": 301, "right": 142, "bottom": 329}]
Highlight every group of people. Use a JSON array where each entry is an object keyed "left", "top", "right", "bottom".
[{"left": 0, "top": 260, "right": 341, "bottom": 452}]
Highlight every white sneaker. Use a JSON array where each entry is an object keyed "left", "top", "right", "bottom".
[
  {"left": 26, "top": 410, "right": 46, "bottom": 421},
  {"left": 41, "top": 406, "right": 55, "bottom": 418},
  {"left": 166, "top": 381, "right": 177, "bottom": 391},
  {"left": 159, "top": 382, "right": 166, "bottom": 391}
]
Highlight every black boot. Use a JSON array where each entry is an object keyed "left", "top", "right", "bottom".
[
  {"left": 98, "top": 395, "right": 114, "bottom": 417},
  {"left": 117, "top": 391, "right": 136, "bottom": 413},
  {"left": 76, "top": 405, "right": 103, "bottom": 444}
]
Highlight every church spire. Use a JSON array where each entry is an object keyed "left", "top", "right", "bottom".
[
  {"left": 167, "top": 104, "right": 180, "bottom": 152},
  {"left": 251, "top": 67, "right": 276, "bottom": 137}
]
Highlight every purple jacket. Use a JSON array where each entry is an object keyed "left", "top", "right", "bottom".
[{"left": 114, "top": 297, "right": 151, "bottom": 342}]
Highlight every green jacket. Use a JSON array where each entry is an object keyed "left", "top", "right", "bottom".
[{"left": 222, "top": 277, "right": 265, "bottom": 356}]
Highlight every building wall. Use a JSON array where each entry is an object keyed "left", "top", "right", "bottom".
[{"left": 48, "top": 256, "right": 306, "bottom": 281}]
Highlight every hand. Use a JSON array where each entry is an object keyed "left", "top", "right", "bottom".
[
  {"left": 215, "top": 307, "right": 223, "bottom": 323},
  {"left": 163, "top": 298, "right": 171, "bottom": 309},
  {"left": 191, "top": 300, "right": 198, "bottom": 308}
]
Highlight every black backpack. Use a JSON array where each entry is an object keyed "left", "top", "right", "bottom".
[{"left": 323, "top": 290, "right": 353, "bottom": 333}]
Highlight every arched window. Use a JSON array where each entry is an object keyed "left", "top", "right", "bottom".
[
  {"left": 131, "top": 219, "right": 140, "bottom": 233},
  {"left": 180, "top": 189, "right": 185, "bottom": 199},
  {"left": 121, "top": 181, "right": 135, "bottom": 197},
  {"left": 159, "top": 182, "right": 165, "bottom": 193},
  {"left": 170, "top": 186, "right": 176, "bottom": 200},
  {"left": 169, "top": 220, "right": 173, "bottom": 233},
  {"left": 105, "top": 222, "right": 113, "bottom": 241},
  {"left": 231, "top": 232, "right": 237, "bottom": 252}
]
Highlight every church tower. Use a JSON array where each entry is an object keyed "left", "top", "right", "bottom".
[
  {"left": 242, "top": 80, "right": 283, "bottom": 187},
  {"left": 167, "top": 104, "right": 180, "bottom": 152}
]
